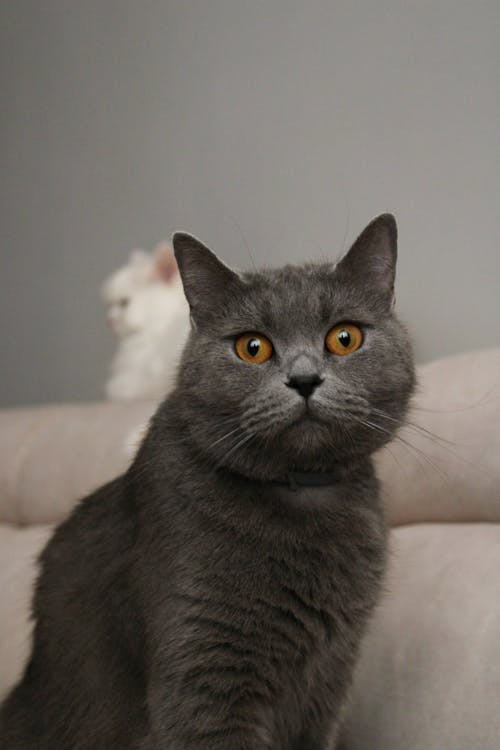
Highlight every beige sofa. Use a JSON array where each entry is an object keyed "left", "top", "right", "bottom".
[{"left": 0, "top": 348, "right": 499, "bottom": 749}]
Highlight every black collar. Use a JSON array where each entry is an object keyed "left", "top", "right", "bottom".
[
  {"left": 219, "top": 467, "right": 342, "bottom": 491},
  {"left": 268, "top": 471, "right": 342, "bottom": 491}
]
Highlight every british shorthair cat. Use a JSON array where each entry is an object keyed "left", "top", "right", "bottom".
[{"left": 1, "top": 214, "right": 415, "bottom": 749}]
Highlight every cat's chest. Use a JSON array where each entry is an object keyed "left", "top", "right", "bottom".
[{"left": 182, "top": 484, "right": 385, "bottom": 631}]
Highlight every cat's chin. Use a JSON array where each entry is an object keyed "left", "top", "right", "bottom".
[{"left": 279, "top": 416, "right": 333, "bottom": 453}]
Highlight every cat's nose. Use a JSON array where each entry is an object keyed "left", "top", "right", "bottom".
[{"left": 286, "top": 373, "right": 324, "bottom": 399}]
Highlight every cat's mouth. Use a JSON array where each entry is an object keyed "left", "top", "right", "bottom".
[
  {"left": 299, "top": 401, "right": 328, "bottom": 423},
  {"left": 288, "top": 404, "right": 329, "bottom": 431},
  {"left": 296, "top": 411, "right": 321, "bottom": 424}
]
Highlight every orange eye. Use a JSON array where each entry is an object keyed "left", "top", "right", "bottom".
[
  {"left": 235, "top": 333, "right": 273, "bottom": 364},
  {"left": 325, "top": 323, "right": 363, "bottom": 355}
]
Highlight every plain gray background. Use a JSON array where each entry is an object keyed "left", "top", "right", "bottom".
[{"left": 1, "top": 0, "right": 498, "bottom": 407}]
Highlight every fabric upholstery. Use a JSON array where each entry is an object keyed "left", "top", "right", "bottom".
[
  {"left": 0, "top": 400, "right": 155, "bottom": 526},
  {"left": 0, "top": 524, "right": 53, "bottom": 699},
  {"left": 342, "top": 523, "right": 500, "bottom": 750},
  {"left": 375, "top": 347, "right": 500, "bottom": 526}
]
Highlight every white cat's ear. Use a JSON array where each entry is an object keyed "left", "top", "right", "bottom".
[
  {"left": 129, "top": 249, "right": 150, "bottom": 265},
  {"left": 172, "top": 233, "right": 242, "bottom": 322},
  {"left": 335, "top": 214, "right": 397, "bottom": 309},
  {"left": 152, "top": 242, "right": 179, "bottom": 284}
]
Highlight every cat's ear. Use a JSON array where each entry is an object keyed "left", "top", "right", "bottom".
[
  {"left": 335, "top": 214, "right": 397, "bottom": 310},
  {"left": 129, "top": 249, "right": 150, "bottom": 265},
  {"left": 172, "top": 233, "right": 242, "bottom": 322},
  {"left": 152, "top": 242, "right": 179, "bottom": 284}
]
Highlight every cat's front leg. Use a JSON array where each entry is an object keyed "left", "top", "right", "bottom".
[
  {"left": 290, "top": 721, "right": 340, "bottom": 750},
  {"left": 289, "top": 684, "right": 344, "bottom": 750},
  {"left": 148, "top": 721, "right": 274, "bottom": 750},
  {"left": 148, "top": 728, "right": 273, "bottom": 750},
  {"left": 147, "top": 671, "right": 275, "bottom": 750}
]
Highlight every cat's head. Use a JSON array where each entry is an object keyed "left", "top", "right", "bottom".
[
  {"left": 102, "top": 243, "right": 183, "bottom": 337},
  {"left": 171, "top": 215, "right": 415, "bottom": 477}
]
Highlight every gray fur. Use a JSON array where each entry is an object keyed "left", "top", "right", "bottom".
[{"left": 0, "top": 214, "right": 415, "bottom": 749}]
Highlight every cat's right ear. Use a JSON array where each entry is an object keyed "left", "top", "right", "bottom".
[
  {"left": 335, "top": 214, "right": 398, "bottom": 311},
  {"left": 172, "top": 233, "right": 242, "bottom": 324}
]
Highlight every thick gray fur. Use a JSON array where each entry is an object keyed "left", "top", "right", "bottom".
[{"left": 0, "top": 214, "right": 415, "bottom": 749}]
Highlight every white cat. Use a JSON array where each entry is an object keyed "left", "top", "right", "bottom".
[{"left": 103, "top": 242, "right": 190, "bottom": 401}]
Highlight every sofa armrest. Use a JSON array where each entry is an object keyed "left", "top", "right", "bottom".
[
  {"left": 0, "top": 401, "right": 156, "bottom": 525},
  {"left": 375, "top": 347, "right": 500, "bottom": 525},
  {"left": 0, "top": 348, "right": 498, "bottom": 527}
]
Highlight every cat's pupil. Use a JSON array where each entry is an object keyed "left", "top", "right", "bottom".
[
  {"left": 338, "top": 329, "right": 351, "bottom": 348},
  {"left": 247, "top": 338, "right": 260, "bottom": 357}
]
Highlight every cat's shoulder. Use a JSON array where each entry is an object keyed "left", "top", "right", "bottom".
[{"left": 38, "top": 476, "right": 133, "bottom": 576}]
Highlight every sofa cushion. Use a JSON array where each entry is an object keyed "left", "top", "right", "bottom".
[
  {"left": 0, "top": 523, "right": 53, "bottom": 700},
  {"left": 342, "top": 522, "right": 500, "bottom": 750}
]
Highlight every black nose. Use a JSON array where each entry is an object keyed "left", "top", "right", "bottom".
[{"left": 286, "top": 374, "right": 324, "bottom": 399}]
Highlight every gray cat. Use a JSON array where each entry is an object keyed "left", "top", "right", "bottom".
[{"left": 0, "top": 214, "right": 415, "bottom": 749}]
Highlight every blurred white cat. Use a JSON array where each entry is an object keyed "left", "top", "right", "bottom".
[{"left": 103, "top": 242, "right": 190, "bottom": 401}]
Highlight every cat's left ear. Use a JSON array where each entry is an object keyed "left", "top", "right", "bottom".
[
  {"left": 335, "top": 214, "right": 397, "bottom": 310},
  {"left": 172, "top": 233, "right": 242, "bottom": 323},
  {"left": 152, "top": 242, "right": 179, "bottom": 284}
]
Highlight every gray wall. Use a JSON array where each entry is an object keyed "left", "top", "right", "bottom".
[{"left": 1, "top": 0, "right": 498, "bottom": 406}]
